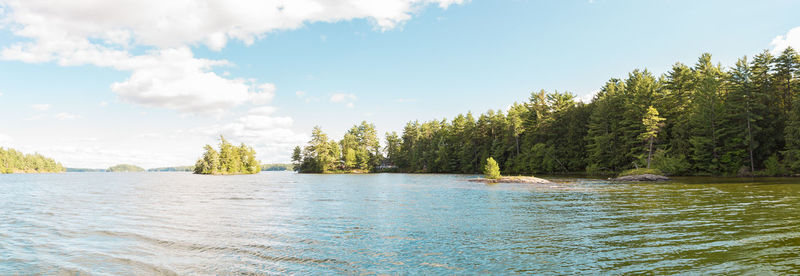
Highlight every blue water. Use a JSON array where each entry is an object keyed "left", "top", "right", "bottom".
[{"left": 1, "top": 172, "right": 799, "bottom": 274}]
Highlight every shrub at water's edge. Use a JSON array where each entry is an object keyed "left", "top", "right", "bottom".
[
  {"left": 107, "top": 164, "right": 145, "bottom": 172},
  {"left": 194, "top": 136, "right": 260, "bottom": 175},
  {"left": 484, "top": 157, "right": 501, "bottom": 179},
  {"left": 0, "top": 147, "right": 65, "bottom": 173}
]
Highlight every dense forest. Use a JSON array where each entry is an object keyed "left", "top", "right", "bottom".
[
  {"left": 0, "top": 147, "right": 65, "bottom": 173},
  {"left": 296, "top": 48, "right": 800, "bottom": 176},
  {"left": 194, "top": 136, "right": 260, "bottom": 175}
]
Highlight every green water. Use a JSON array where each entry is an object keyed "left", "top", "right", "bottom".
[{"left": 0, "top": 173, "right": 798, "bottom": 274}]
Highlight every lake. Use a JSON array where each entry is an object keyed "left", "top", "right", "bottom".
[{"left": 1, "top": 172, "right": 799, "bottom": 274}]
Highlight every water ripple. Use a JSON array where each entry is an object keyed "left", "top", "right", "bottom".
[{"left": 1, "top": 173, "right": 799, "bottom": 274}]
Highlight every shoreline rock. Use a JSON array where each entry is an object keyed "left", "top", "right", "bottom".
[
  {"left": 468, "top": 176, "right": 553, "bottom": 184},
  {"left": 611, "top": 174, "right": 670, "bottom": 182}
]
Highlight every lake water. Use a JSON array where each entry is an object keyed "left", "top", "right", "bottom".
[{"left": 1, "top": 172, "right": 799, "bottom": 274}]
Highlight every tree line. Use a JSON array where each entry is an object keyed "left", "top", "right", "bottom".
[
  {"left": 0, "top": 147, "right": 65, "bottom": 173},
  {"left": 295, "top": 48, "right": 800, "bottom": 176},
  {"left": 194, "top": 136, "right": 260, "bottom": 175}
]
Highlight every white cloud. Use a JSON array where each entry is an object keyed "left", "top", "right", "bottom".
[
  {"left": 771, "top": 26, "right": 800, "bottom": 54},
  {"left": 577, "top": 90, "right": 600, "bottom": 103},
  {"left": 330, "top": 93, "right": 357, "bottom": 108},
  {"left": 248, "top": 106, "right": 277, "bottom": 116},
  {"left": 31, "top": 104, "right": 51, "bottom": 111},
  {"left": 99, "top": 101, "right": 108, "bottom": 107},
  {"left": 250, "top": 83, "right": 276, "bottom": 105},
  {"left": 0, "top": 0, "right": 464, "bottom": 114},
  {"left": 108, "top": 47, "right": 269, "bottom": 114},
  {"left": 330, "top": 93, "right": 357, "bottom": 102},
  {"left": 0, "top": 0, "right": 465, "bottom": 165},
  {"left": 0, "top": 91, "right": 4, "bottom": 96},
  {"left": 198, "top": 110, "right": 307, "bottom": 163},
  {"left": 0, "top": 133, "right": 12, "bottom": 145},
  {"left": 296, "top": 90, "right": 320, "bottom": 103},
  {"left": 55, "top": 112, "right": 81, "bottom": 120},
  {"left": 1, "top": 0, "right": 463, "bottom": 50}
]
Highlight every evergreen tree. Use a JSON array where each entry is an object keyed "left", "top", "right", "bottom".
[
  {"left": 722, "top": 56, "right": 763, "bottom": 174},
  {"left": 688, "top": 53, "right": 725, "bottom": 174},
  {"left": 384, "top": 131, "right": 402, "bottom": 166},
  {"left": 751, "top": 50, "right": 782, "bottom": 165},
  {"left": 484, "top": 157, "right": 501, "bottom": 179},
  {"left": 773, "top": 47, "right": 799, "bottom": 117},
  {"left": 291, "top": 146, "right": 302, "bottom": 171}
]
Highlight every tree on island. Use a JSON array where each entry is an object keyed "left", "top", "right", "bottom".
[
  {"left": 107, "top": 164, "right": 144, "bottom": 172},
  {"left": 294, "top": 122, "right": 382, "bottom": 173},
  {"left": 194, "top": 136, "right": 260, "bottom": 175},
  {"left": 640, "top": 106, "right": 665, "bottom": 168},
  {"left": 484, "top": 157, "right": 501, "bottom": 179}
]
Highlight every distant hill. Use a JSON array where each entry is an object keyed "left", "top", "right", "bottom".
[
  {"left": 1, "top": 147, "right": 65, "bottom": 173},
  {"left": 261, "top": 163, "right": 293, "bottom": 171},
  {"left": 107, "top": 164, "right": 145, "bottom": 172},
  {"left": 148, "top": 166, "right": 193, "bottom": 172},
  {"left": 66, "top": 168, "right": 106, "bottom": 172}
]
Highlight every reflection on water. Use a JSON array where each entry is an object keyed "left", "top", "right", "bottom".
[{"left": 1, "top": 173, "right": 799, "bottom": 274}]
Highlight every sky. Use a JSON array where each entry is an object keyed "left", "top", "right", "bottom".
[{"left": 0, "top": 0, "right": 799, "bottom": 169}]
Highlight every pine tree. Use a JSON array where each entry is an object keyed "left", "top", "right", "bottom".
[
  {"left": 688, "top": 53, "right": 725, "bottom": 174},
  {"left": 291, "top": 146, "right": 302, "bottom": 171},
  {"left": 722, "top": 56, "right": 763, "bottom": 174}
]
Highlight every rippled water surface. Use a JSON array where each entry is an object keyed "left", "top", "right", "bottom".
[{"left": 1, "top": 173, "right": 799, "bottom": 274}]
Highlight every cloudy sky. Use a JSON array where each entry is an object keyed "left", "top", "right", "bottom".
[{"left": 0, "top": 0, "right": 799, "bottom": 168}]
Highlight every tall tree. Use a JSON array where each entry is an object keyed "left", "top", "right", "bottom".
[
  {"left": 688, "top": 53, "right": 726, "bottom": 174},
  {"left": 640, "top": 106, "right": 665, "bottom": 168},
  {"left": 722, "top": 56, "right": 762, "bottom": 174}
]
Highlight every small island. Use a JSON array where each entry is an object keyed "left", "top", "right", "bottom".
[
  {"left": 468, "top": 157, "right": 552, "bottom": 184},
  {"left": 107, "top": 164, "right": 145, "bottom": 172},
  {"left": 194, "top": 136, "right": 260, "bottom": 175}
]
